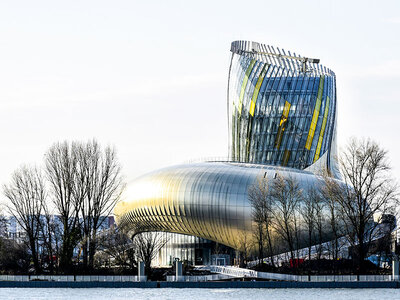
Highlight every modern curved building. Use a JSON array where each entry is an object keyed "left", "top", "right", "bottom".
[
  {"left": 228, "top": 41, "right": 339, "bottom": 177},
  {"left": 115, "top": 41, "right": 341, "bottom": 264},
  {"left": 115, "top": 162, "right": 328, "bottom": 251}
]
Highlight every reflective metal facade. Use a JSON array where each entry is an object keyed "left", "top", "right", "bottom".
[
  {"left": 228, "top": 41, "right": 339, "bottom": 178},
  {"left": 115, "top": 162, "right": 324, "bottom": 249},
  {"left": 114, "top": 41, "right": 341, "bottom": 254}
]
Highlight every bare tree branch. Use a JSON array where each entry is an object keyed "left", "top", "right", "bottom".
[{"left": 3, "top": 165, "right": 46, "bottom": 273}]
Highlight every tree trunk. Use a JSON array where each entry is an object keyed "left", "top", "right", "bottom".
[
  {"left": 258, "top": 223, "right": 263, "bottom": 266},
  {"left": 308, "top": 229, "right": 312, "bottom": 262},
  {"left": 29, "top": 236, "right": 41, "bottom": 274},
  {"left": 265, "top": 227, "right": 275, "bottom": 267},
  {"left": 82, "top": 242, "right": 88, "bottom": 271},
  {"left": 88, "top": 233, "right": 97, "bottom": 269}
]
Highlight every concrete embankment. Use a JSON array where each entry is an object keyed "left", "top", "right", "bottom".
[{"left": 1, "top": 281, "right": 400, "bottom": 288}]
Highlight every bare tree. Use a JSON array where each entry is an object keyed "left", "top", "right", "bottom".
[
  {"left": 326, "top": 138, "right": 398, "bottom": 272},
  {"left": 97, "top": 226, "right": 136, "bottom": 270},
  {"left": 321, "top": 174, "right": 344, "bottom": 262},
  {"left": 233, "top": 230, "right": 251, "bottom": 267},
  {"left": 249, "top": 181, "right": 265, "bottom": 266},
  {"left": 45, "top": 141, "right": 82, "bottom": 271},
  {"left": 75, "top": 140, "right": 124, "bottom": 270},
  {"left": 301, "top": 186, "right": 318, "bottom": 262},
  {"left": 248, "top": 177, "right": 275, "bottom": 266},
  {"left": 270, "top": 174, "right": 302, "bottom": 262},
  {"left": 45, "top": 140, "right": 124, "bottom": 272},
  {"left": 3, "top": 166, "right": 46, "bottom": 273},
  {"left": 38, "top": 202, "right": 61, "bottom": 274},
  {"left": 312, "top": 189, "right": 325, "bottom": 260},
  {"left": 133, "top": 232, "right": 168, "bottom": 274}
]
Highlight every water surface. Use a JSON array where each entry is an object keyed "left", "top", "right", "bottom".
[{"left": 0, "top": 288, "right": 399, "bottom": 300}]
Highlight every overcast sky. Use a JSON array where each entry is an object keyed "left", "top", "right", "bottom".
[{"left": 1, "top": 0, "right": 399, "bottom": 205}]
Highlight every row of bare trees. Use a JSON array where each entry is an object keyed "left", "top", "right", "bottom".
[
  {"left": 96, "top": 228, "right": 168, "bottom": 275},
  {"left": 247, "top": 138, "right": 398, "bottom": 272},
  {"left": 248, "top": 175, "right": 322, "bottom": 264},
  {"left": 2, "top": 139, "right": 125, "bottom": 273}
]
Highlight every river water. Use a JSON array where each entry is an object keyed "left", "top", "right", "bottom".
[{"left": 0, "top": 288, "right": 399, "bottom": 300}]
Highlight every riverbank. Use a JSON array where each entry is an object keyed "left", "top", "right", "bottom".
[{"left": 1, "top": 280, "right": 400, "bottom": 288}]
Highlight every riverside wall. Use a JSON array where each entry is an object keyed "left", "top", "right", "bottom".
[{"left": 1, "top": 281, "right": 400, "bottom": 288}]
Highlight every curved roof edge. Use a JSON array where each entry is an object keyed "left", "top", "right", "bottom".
[{"left": 230, "top": 40, "right": 335, "bottom": 76}]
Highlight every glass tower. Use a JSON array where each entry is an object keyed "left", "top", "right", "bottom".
[{"left": 228, "top": 41, "right": 339, "bottom": 178}]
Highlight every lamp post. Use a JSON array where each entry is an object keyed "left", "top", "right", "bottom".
[{"left": 175, "top": 258, "right": 182, "bottom": 279}]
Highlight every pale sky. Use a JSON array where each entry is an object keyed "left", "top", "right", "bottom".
[{"left": 1, "top": 0, "right": 400, "bottom": 205}]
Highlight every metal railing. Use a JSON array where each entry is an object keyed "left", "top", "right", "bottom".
[
  {"left": 1, "top": 271, "right": 396, "bottom": 283},
  {"left": 210, "top": 266, "right": 258, "bottom": 278},
  {"left": 0, "top": 275, "right": 146, "bottom": 282},
  {"left": 297, "top": 275, "right": 395, "bottom": 282},
  {"left": 207, "top": 266, "right": 398, "bottom": 282},
  {"left": 166, "top": 274, "right": 233, "bottom": 282}
]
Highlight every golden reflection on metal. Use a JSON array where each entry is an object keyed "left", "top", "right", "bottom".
[
  {"left": 275, "top": 100, "right": 291, "bottom": 149},
  {"left": 238, "top": 59, "right": 256, "bottom": 115},
  {"left": 249, "top": 64, "right": 268, "bottom": 116},
  {"left": 305, "top": 75, "right": 325, "bottom": 150},
  {"left": 114, "top": 163, "right": 327, "bottom": 251},
  {"left": 314, "top": 96, "right": 330, "bottom": 162}
]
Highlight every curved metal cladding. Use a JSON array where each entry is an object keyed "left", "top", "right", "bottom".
[
  {"left": 114, "top": 41, "right": 343, "bottom": 254},
  {"left": 115, "top": 162, "right": 324, "bottom": 249},
  {"left": 228, "top": 41, "right": 340, "bottom": 178}
]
